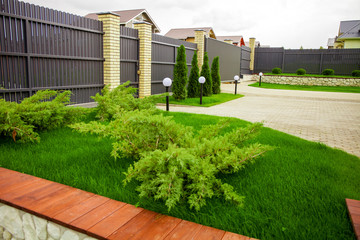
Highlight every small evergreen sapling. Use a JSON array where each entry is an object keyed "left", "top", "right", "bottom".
[
  {"left": 200, "top": 52, "right": 212, "bottom": 96},
  {"left": 172, "top": 45, "right": 188, "bottom": 100},
  {"left": 187, "top": 51, "right": 200, "bottom": 98},
  {"left": 211, "top": 56, "right": 221, "bottom": 94}
]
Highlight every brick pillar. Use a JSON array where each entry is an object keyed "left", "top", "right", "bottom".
[
  {"left": 249, "top": 37, "right": 256, "bottom": 71},
  {"left": 97, "top": 12, "right": 121, "bottom": 89},
  {"left": 194, "top": 29, "right": 205, "bottom": 71},
  {"left": 134, "top": 22, "right": 152, "bottom": 98},
  {"left": 224, "top": 39, "right": 233, "bottom": 45}
]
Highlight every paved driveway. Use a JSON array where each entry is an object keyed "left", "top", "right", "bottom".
[{"left": 158, "top": 81, "right": 360, "bottom": 157}]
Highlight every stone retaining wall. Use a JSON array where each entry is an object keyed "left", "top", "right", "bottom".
[
  {"left": 0, "top": 203, "right": 97, "bottom": 240},
  {"left": 251, "top": 75, "right": 360, "bottom": 87}
]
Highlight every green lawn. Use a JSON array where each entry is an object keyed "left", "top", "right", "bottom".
[
  {"left": 157, "top": 93, "right": 243, "bottom": 107},
  {"left": 0, "top": 110, "right": 359, "bottom": 240},
  {"left": 249, "top": 82, "right": 360, "bottom": 93},
  {"left": 264, "top": 73, "right": 360, "bottom": 79}
]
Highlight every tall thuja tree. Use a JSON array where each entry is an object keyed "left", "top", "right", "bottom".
[
  {"left": 172, "top": 45, "right": 188, "bottom": 100},
  {"left": 187, "top": 51, "right": 200, "bottom": 98},
  {"left": 211, "top": 56, "right": 221, "bottom": 94},
  {"left": 200, "top": 52, "right": 212, "bottom": 96}
]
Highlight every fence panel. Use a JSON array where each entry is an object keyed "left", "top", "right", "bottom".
[
  {"left": 240, "top": 46, "right": 251, "bottom": 75},
  {"left": 206, "top": 38, "right": 241, "bottom": 81},
  {"left": 0, "top": 0, "right": 104, "bottom": 103},
  {"left": 254, "top": 48, "right": 360, "bottom": 75},
  {"left": 151, "top": 34, "right": 196, "bottom": 94},
  {"left": 120, "top": 26, "right": 139, "bottom": 89}
]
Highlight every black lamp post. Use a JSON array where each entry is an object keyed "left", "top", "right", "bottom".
[
  {"left": 162, "top": 77, "right": 172, "bottom": 111},
  {"left": 198, "top": 76, "right": 206, "bottom": 105},
  {"left": 234, "top": 75, "right": 240, "bottom": 95},
  {"left": 259, "top": 72, "right": 263, "bottom": 86}
]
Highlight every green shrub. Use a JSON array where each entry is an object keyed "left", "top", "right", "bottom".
[
  {"left": 71, "top": 88, "right": 272, "bottom": 211},
  {"left": 272, "top": 68, "right": 282, "bottom": 74},
  {"left": 211, "top": 56, "right": 221, "bottom": 94},
  {"left": 187, "top": 51, "right": 200, "bottom": 98},
  {"left": 322, "top": 69, "right": 334, "bottom": 75},
  {"left": 296, "top": 68, "right": 306, "bottom": 75},
  {"left": 351, "top": 70, "right": 360, "bottom": 77},
  {"left": 91, "top": 81, "right": 161, "bottom": 121},
  {"left": 0, "top": 90, "right": 84, "bottom": 143},
  {"left": 172, "top": 45, "right": 188, "bottom": 100},
  {"left": 200, "top": 52, "right": 212, "bottom": 96}
]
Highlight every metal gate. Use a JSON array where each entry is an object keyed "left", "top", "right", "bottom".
[{"left": 120, "top": 26, "right": 139, "bottom": 89}]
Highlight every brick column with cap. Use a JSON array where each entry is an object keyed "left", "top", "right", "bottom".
[
  {"left": 97, "top": 12, "right": 121, "bottom": 89},
  {"left": 249, "top": 37, "right": 256, "bottom": 71},
  {"left": 134, "top": 22, "right": 152, "bottom": 98},
  {"left": 194, "top": 29, "right": 205, "bottom": 71}
]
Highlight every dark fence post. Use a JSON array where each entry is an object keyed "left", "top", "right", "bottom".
[{"left": 25, "top": 19, "right": 32, "bottom": 97}]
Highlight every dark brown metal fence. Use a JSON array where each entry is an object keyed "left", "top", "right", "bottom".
[
  {"left": 254, "top": 48, "right": 360, "bottom": 75},
  {"left": 120, "top": 26, "right": 138, "bottom": 89},
  {"left": 0, "top": 0, "right": 104, "bottom": 103},
  {"left": 206, "top": 38, "right": 250, "bottom": 80},
  {"left": 151, "top": 34, "right": 197, "bottom": 94}
]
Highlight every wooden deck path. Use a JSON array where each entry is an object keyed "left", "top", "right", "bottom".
[
  {"left": 346, "top": 198, "right": 360, "bottom": 240},
  {"left": 0, "top": 167, "right": 256, "bottom": 240}
]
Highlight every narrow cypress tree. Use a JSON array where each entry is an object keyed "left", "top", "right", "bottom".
[
  {"left": 200, "top": 52, "right": 212, "bottom": 96},
  {"left": 172, "top": 45, "right": 188, "bottom": 100},
  {"left": 211, "top": 56, "right": 221, "bottom": 94},
  {"left": 187, "top": 51, "right": 200, "bottom": 98}
]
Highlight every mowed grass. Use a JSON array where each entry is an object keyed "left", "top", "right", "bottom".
[
  {"left": 1, "top": 110, "right": 359, "bottom": 240},
  {"left": 157, "top": 93, "right": 243, "bottom": 107},
  {"left": 249, "top": 82, "right": 360, "bottom": 93}
]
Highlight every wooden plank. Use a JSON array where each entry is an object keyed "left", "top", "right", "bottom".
[
  {"left": 34, "top": 188, "right": 94, "bottom": 217},
  {"left": 222, "top": 232, "right": 250, "bottom": 240},
  {"left": 164, "top": 220, "right": 202, "bottom": 240},
  {"left": 347, "top": 199, "right": 360, "bottom": 208},
  {"left": 71, "top": 199, "right": 126, "bottom": 230},
  {"left": 108, "top": 209, "right": 158, "bottom": 239},
  {"left": 88, "top": 204, "right": 144, "bottom": 238},
  {"left": 53, "top": 194, "right": 110, "bottom": 224},
  {"left": 193, "top": 225, "right": 226, "bottom": 240},
  {"left": 129, "top": 214, "right": 182, "bottom": 240}
]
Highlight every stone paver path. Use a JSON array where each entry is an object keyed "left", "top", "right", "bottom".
[{"left": 158, "top": 81, "right": 360, "bottom": 157}]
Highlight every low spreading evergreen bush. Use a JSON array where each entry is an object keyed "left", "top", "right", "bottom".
[
  {"left": 0, "top": 90, "right": 84, "bottom": 143},
  {"left": 322, "top": 69, "right": 334, "bottom": 75},
  {"left": 351, "top": 70, "right": 360, "bottom": 77},
  {"left": 71, "top": 85, "right": 272, "bottom": 211},
  {"left": 272, "top": 68, "right": 282, "bottom": 74},
  {"left": 296, "top": 68, "right": 306, "bottom": 75}
]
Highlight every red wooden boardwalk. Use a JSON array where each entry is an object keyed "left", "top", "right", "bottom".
[
  {"left": 346, "top": 198, "right": 360, "bottom": 240},
  {"left": 0, "top": 167, "right": 256, "bottom": 240}
]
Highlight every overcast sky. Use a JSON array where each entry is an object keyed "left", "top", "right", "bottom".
[{"left": 24, "top": 0, "right": 359, "bottom": 49}]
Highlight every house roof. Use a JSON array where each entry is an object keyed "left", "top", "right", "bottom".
[
  {"left": 338, "top": 20, "right": 360, "bottom": 40},
  {"left": 216, "top": 36, "right": 243, "bottom": 43},
  {"left": 85, "top": 9, "right": 160, "bottom": 33},
  {"left": 164, "top": 27, "right": 215, "bottom": 39}
]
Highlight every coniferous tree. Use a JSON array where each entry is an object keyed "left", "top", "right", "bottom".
[
  {"left": 172, "top": 45, "right": 188, "bottom": 100},
  {"left": 200, "top": 52, "right": 212, "bottom": 96},
  {"left": 187, "top": 51, "right": 200, "bottom": 98},
  {"left": 211, "top": 56, "right": 221, "bottom": 94}
]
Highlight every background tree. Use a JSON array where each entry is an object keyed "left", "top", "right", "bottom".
[
  {"left": 200, "top": 52, "right": 212, "bottom": 96},
  {"left": 211, "top": 56, "right": 221, "bottom": 94},
  {"left": 187, "top": 51, "right": 200, "bottom": 98},
  {"left": 172, "top": 45, "right": 188, "bottom": 100}
]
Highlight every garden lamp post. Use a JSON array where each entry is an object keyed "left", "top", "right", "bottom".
[
  {"left": 234, "top": 75, "right": 240, "bottom": 95},
  {"left": 259, "top": 72, "right": 263, "bottom": 86},
  {"left": 198, "top": 76, "right": 206, "bottom": 105},
  {"left": 162, "top": 77, "right": 172, "bottom": 111}
]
